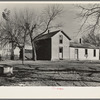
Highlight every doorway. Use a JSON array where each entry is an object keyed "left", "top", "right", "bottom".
[
  {"left": 75, "top": 49, "right": 78, "bottom": 60},
  {"left": 59, "top": 47, "right": 63, "bottom": 60}
]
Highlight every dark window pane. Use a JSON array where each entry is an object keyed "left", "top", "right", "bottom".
[
  {"left": 59, "top": 47, "right": 63, "bottom": 53},
  {"left": 60, "top": 40, "right": 62, "bottom": 44},
  {"left": 59, "top": 35, "right": 63, "bottom": 44},
  {"left": 94, "top": 49, "right": 96, "bottom": 57},
  {"left": 85, "top": 49, "right": 88, "bottom": 55}
]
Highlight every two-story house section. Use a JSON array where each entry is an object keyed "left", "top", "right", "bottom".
[{"left": 35, "top": 30, "right": 71, "bottom": 60}]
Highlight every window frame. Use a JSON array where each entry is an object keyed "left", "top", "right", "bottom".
[{"left": 59, "top": 35, "right": 63, "bottom": 44}]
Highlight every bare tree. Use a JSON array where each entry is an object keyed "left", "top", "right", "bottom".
[
  {"left": 77, "top": 4, "right": 100, "bottom": 34},
  {"left": 77, "top": 4, "right": 100, "bottom": 59},
  {"left": 0, "top": 5, "right": 63, "bottom": 62},
  {"left": 1, "top": 9, "right": 29, "bottom": 63},
  {"left": 26, "top": 5, "right": 63, "bottom": 61},
  {"left": 11, "top": 8, "right": 36, "bottom": 62},
  {"left": 12, "top": 9, "right": 31, "bottom": 64},
  {"left": 13, "top": 5, "right": 63, "bottom": 61},
  {"left": 82, "top": 33, "right": 100, "bottom": 47},
  {"left": 1, "top": 9, "right": 17, "bottom": 60}
]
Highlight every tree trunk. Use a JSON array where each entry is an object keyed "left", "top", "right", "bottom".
[
  {"left": 22, "top": 47, "right": 25, "bottom": 64},
  {"left": 32, "top": 42, "right": 37, "bottom": 61},
  {"left": 10, "top": 42, "right": 14, "bottom": 60},
  {"left": 19, "top": 46, "right": 25, "bottom": 64},
  {"left": 19, "top": 48, "right": 22, "bottom": 60}
]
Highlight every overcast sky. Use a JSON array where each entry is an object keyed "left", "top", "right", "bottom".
[{"left": 0, "top": 3, "right": 86, "bottom": 40}]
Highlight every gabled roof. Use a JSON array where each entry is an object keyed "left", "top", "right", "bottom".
[
  {"left": 36, "top": 30, "right": 71, "bottom": 41},
  {"left": 61, "top": 31, "right": 71, "bottom": 40},
  {"left": 70, "top": 42, "right": 99, "bottom": 49}
]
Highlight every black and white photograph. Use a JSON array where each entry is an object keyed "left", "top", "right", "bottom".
[{"left": 0, "top": 2, "right": 100, "bottom": 87}]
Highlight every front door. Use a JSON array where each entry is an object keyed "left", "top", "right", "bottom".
[
  {"left": 75, "top": 49, "right": 78, "bottom": 60},
  {"left": 59, "top": 47, "right": 63, "bottom": 60}
]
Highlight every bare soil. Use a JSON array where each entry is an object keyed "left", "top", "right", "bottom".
[{"left": 0, "top": 60, "right": 100, "bottom": 86}]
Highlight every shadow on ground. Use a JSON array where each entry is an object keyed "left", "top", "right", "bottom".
[{"left": 0, "top": 60, "right": 100, "bottom": 86}]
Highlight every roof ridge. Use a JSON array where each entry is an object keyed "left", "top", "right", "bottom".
[
  {"left": 45, "top": 30, "right": 60, "bottom": 34},
  {"left": 37, "top": 30, "right": 60, "bottom": 37},
  {"left": 36, "top": 30, "right": 71, "bottom": 41}
]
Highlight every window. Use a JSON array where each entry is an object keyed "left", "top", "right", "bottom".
[
  {"left": 59, "top": 47, "right": 63, "bottom": 53},
  {"left": 85, "top": 49, "right": 88, "bottom": 55},
  {"left": 94, "top": 49, "right": 96, "bottom": 57},
  {"left": 59, "top": 35, "right": 63, "bottom": 44}
]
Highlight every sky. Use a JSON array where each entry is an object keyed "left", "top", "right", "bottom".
[{"left": 0, "top": 2, "right": 87, "bottom": 41}]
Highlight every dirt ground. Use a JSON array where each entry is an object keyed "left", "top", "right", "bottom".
[{"left": 0, "top": 60, "right": 100, "bottom": 86}]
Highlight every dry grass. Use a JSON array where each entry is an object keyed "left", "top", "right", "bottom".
[{"left": 0, "top": 60, "right": 100, "bottom": 86}]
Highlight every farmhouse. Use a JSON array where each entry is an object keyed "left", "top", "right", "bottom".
[
  {"left": 0, "top": 30, "right": 99, "bottom": 61},
  {"left": 35, "top": 30, "right": 100, "bottom": 61},
  {"left": 36, "top": 30, "right": 71, "bottom": 60}
]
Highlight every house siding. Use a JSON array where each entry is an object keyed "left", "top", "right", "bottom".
[
  {"left": 70, "top": 47, "right": 99, "bottom": 60},
  {"left": 36, "top": 39, "right": 51, "bottom": 60},
  {"left": 14, "top": 47, "right": 20, "bottom": 57},
  {"left": 2, "top": 43, "right": 11, "bottom": 57},
  {"left": 79, "top": 48, "right": 99, "bottom": 60},
  {"left": 51, "top": 31, "right": 70, "bottom": 60},
  {"left": 69, "top": 48, "right": 75, "bottom": 60}
]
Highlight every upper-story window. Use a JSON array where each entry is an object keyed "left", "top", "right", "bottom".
[{"left": 59, "top": 35, "right": 63, "bottom": 44}]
